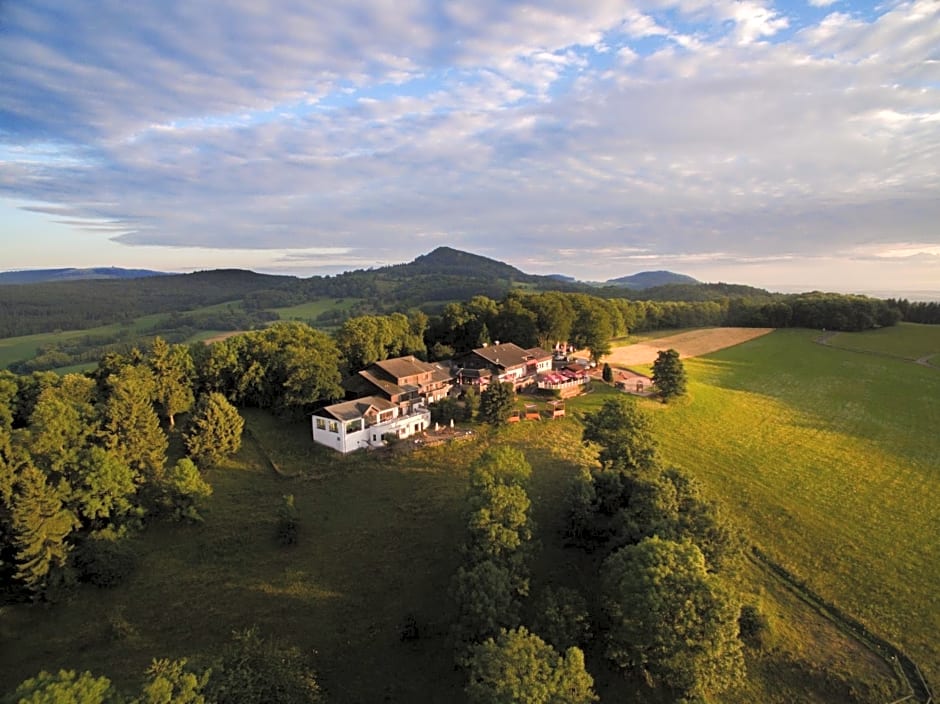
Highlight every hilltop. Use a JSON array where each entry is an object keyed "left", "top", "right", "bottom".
[
  {"left": 0, "top": 267, "right": 169, "bottom": 285},
  {"left": 606, "top": 270, "right": 699, "bottom": 289}
]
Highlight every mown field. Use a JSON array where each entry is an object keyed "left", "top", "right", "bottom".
[
  {"left": 824, "top": 321, "right": 940, "bottom": 362},
  {"left": 1, "top": 326, "right": 934, "bottom": 702},
  {"left": 647, "top": 328, "right": 939, "bottom": 685},
  {"left": 270, "top": 298, "right": 361, "bottom": 322}
]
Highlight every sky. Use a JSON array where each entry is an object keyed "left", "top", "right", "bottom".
[{"left": 1, "top": 0, "right": 938, "bottom": 296}]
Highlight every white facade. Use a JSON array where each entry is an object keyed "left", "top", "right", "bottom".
[{"left": 312, "top": 403, "right": 431, "bottom": 454}]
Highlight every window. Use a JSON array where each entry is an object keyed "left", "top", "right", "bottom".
[
  {"left": 316, "top": 418, "right": 326, "bottom": 430},
  {"left": 328, "top": 420, "right": 339, "bottom": 433},
  {"left": 347, "top": 419, "right": 362, "bottom": 433}
]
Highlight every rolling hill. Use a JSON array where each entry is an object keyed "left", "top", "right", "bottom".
[
  {"left": 606, "top": 270, "right": 699, "bottom": 288},
  {"left": 0, "top": 267, "right": 169, "bottom": 285}
]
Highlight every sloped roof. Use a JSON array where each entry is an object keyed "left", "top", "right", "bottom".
[
  {"left": 315, "top": 396, "right": 396, "bottom": 422},
  {"left": 524, "top": 346, "right": 552, "bottom": 361},
  {"left": 471, "top": 342, "right": 537, "bottom": 369},
  {"left": 373, "top": 355, "right": 437, "bottom": 381}
]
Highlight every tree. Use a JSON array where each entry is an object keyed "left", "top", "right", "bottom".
[
  {"left": 135, "top": 658, "right": 211, "bottom": 704},
  {"left": 161, "top": 458, "right": 213, "bottom": 522},
  {"left": 72, "top": 446, "right": 141, "bottom": 533},
  {"left": 276, "top": 494, "right": 299, "bottom": 546},
  {"left": 451, "top": 559, "right": 525, "bottom": 652},
  {"left": 150, "top": 337, "right": 195, "bottom": 430},
  {"left": 462, "top": 386, "right": 480, "bottom": 421},
  {"left": 601, "top": 537, "right": 744, "bottom": 700},
  {"left": 100, "top": 365, "right": 167, "bottom": 483},
  {"left": 581, "top": 397, "right": 657, "bottom": 473},
  {"left": 479, "top": 382, "right": 516, "bottom": 425},
  {"left": 601, "top": 363, "right": 613, "bottom": 383},
  {"left": 531, "top": 586, "right": 592, "bottom": 652},
  {"left": 466, "top": 627, "right": 597, "bottom": 704},
  {"left": 465, "top": 481, "right": 533, "bottom": 564},
  {"left": 6, "top": 669, "right": 119, "bottom": 704},
  {"left": 652, "top": 348, "right": 687, "bottom": 402},
  {"left": 10, "top": 465, "right": 79, "bottom": 594},
  {"left": 184, "top": 392, "right": 244, "bottom": 467},
  {"left": 205, "top": 628, "right": 323, "bottom": 704}
]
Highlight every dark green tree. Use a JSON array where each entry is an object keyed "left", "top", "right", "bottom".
[
  {"left": 161, "top": 458, "right": 213, "bottom": 522},
  {"left": 276, "top": 494, "right": 300, "bottom": 546},
  {"left": 601, "top": 537, "right": 744, "bottom": 700},
  {"left": 531, "top": 586, "right": 592, "bottom": 652},
  {"left": 465, "top": 481, "right": 533, "bottom": 564},
  {"left": 652, "top": 348, "right": 687, "bottom": 402},
  {"left": 601, "top": 363, "right": 613, "bottom": 383},
  {"left": 72, "top": 446, "right": 141, "bottom": 533},
  {"left": 184, "top": 392, "right": 244, "bottom": 467},
  {"left": 479, "top": 382, "right": 516, "bottom": 425},
  {"left": 205, "top": 628, "right": 323, "bottom": 704},
  {"left": 466, "top": 627, "right": 597, "bottom": 704},
  {"left": 462, "top": 386, "right": 480, "bottom": 422},
  {"left": 10, "top": 465, "right": 79, "bottom": 594},
  {"left": 101, "top": 365, "right": 167, "bottom": 483},
  {"left": 451, "top": 559, "right": 525, "bottom": 653},
  {"left": 581, "top": 397, "right": 657, "bottom": 473}
]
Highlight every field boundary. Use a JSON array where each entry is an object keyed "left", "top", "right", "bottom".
[{"left": 750, "top": 548, "right": 934, "bottom": 704}]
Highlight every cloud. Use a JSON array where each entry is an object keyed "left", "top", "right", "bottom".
[{"left": 0, "top": 0, "right": 938, "bottom": 289}]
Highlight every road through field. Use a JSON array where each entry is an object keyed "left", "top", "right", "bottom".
[{"left": 594, "top": 327, "right": 775, "bottom": 366}]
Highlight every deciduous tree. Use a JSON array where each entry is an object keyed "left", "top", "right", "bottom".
[
  {"left": 601, "top": 537, "right": 744, "bottom": 700},
  {"left": 581, "top": 397, "right": 657, "bottom": 473},
  {"left": 466, "top": 627, "right": 597, "bottom": 704},
  {"left": 6, "top": 669, "right": 118, "bottom": 704},
  {"left": 149, "top": 337, "right": 195, "bottom": 430},
  {"left": 652, "top": 348, "right": 687, "bottom": 402}
]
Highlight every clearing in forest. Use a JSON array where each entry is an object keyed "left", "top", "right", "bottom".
[{"left": 599, "top": 327, "right": 775, "bottom": 367}]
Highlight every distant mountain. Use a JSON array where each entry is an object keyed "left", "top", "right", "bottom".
[
  {"left": 545, "top": 274, "right": 577, "bottom": 282},
  {"left": 0, "top": 267, "right": 169, "bottom": 285},
  {"left": 606, "top": 270, "right": 700, "bottom": 289},
  {"left": 401, "top": 246, "right": 537, "bottom": 281}
]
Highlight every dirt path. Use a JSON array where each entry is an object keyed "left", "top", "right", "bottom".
[{"left": 587, "top": 327, "right": 775, "bottom": 367}]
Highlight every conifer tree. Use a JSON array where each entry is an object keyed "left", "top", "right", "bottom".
[
  {"left": 101, "top": 365, "right": 167, "bottom": 483},
  {"left": 11, "top": 465, "right": 79, "bottom": 593},
  {"left": 184, "top": 392, "right": 244, "bottom": 467}
]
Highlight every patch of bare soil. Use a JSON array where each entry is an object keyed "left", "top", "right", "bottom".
[
  {"left": 595, "top": 327, "right": 775, "bottom": 367},
  {"left": 201, "top": 330, "right": 250, "bottom": 345}
]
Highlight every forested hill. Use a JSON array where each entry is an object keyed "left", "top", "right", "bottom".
[
  {"left": 606, "top": 270, "right": 699, "bottom": 289},
  {"left": 0, "top": 267, "right": 169, "bottom": 285},
  {"left": 0, "top": 269, "right": 294, "bottom": 337},
  {"left": 244, "top": 246, "right": 586, "bottom": 311}
]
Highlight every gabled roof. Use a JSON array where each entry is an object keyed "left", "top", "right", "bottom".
[
  {"left": 314, "top": 396, "right": 397, "bottom": 422},
  {"left": 356, "top": 369, "right": 407, "bottom": 398},
  {"left": 470, "top": 342, "right": 540, "bottom": 370},
  {"left": 524, "top": 346, "right": 552, "bottom": 361},
  {"left": 373, "top": 355, "right": 437, "bottom": 382}
]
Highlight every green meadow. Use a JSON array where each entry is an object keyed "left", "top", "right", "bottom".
[
  {"left": 1, "top": 326, "right": 935, "bottom": 701},
  {"left": 825, "top": 321, "right": 940, "bottom": 361},
  {"left": 270, "top": 298, "right": 361, "bottom": 322},
  {"left": 647, "top": 328, "right": 939, "bottom": 684}
]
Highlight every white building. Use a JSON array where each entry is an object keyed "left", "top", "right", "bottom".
[{"left": 311, "top": 395, "right": 431, "bottom": 454}]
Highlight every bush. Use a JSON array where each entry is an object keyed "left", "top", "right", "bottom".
[
  {"left": 277, "top": 495, "right": 299, "bottom": 546},
  {"left": 72, "top": 536, "right": 137, "bottom": 588},
  {"left": 738, "top": 603, "right": 774, "bottom": 651}
]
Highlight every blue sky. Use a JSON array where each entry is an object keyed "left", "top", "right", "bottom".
[{"left": 1, "top": 0, "right": 938, "bottom": 295}]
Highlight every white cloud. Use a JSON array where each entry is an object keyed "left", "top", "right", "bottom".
[{"left": 0, "top": 0, "right": 938, "bottom": 293}]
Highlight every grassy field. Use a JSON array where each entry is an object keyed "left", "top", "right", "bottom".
[
  {"left": 646, "top": 328, "right": 939, "bottom": 684},
  {"left": 1, "top": 326, "right": 934, "bottom": 701},
  {"left": 270, "top": 298, "right": 361, "bottom": 322},
  {"left": 825, "top": 321, "right": 940, "bottom": 361}
]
